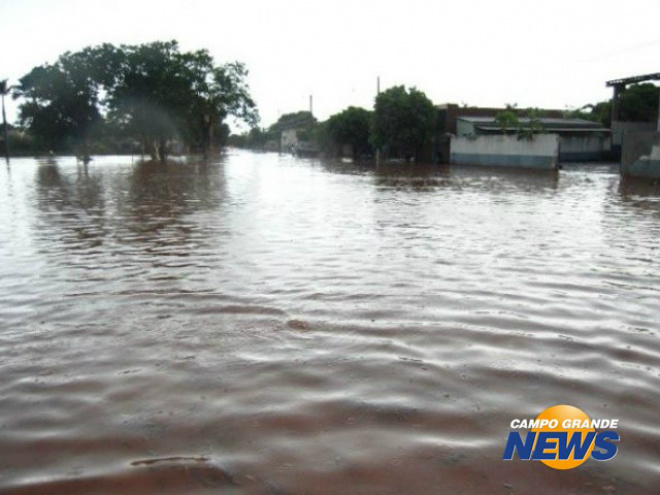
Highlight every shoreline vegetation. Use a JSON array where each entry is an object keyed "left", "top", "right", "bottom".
[
  {"left": 2, "top": 41, "right": 258, "bottom": 163},
  {"left": 1, "top": 40, "right": 659, "bottom": 163}
]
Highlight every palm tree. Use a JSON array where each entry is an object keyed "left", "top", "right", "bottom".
[{"left": 1, "top": 79, "right": 10, "bottom": 162}]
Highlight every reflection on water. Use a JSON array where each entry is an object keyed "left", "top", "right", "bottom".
[{"left": 0, "top": 152, "right": 659, "bottom": 494}]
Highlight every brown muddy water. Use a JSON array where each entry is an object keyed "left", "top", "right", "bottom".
[{"left": 0, "top": 151, "right": 659, "bottom": 495}]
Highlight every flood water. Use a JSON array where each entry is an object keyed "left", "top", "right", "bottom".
[{"left": 0, "top": 151, "right": 659, "bottom": 494}]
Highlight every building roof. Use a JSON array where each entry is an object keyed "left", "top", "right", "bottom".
[
  {"left": 458, "top": 116, "right": 610, "bottom": 133},
  {"left": 606, "top": 72, "right": 660, "bottom": 87}
]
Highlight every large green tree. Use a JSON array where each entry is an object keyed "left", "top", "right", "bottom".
[
  {"left": 616, "top": 83, "right": 659, "bottom": 122},
  {"left": 15, "top": 41, "right": 259, "bottom": 161},
  {"left": 103, "top": 41, "right": 259, "bottom": 160},
  {"left": 16, "top": 52, "right": 102, "bottom": 154},
  {"left": 325, "top": 106, "right": 372, "bottom": 159},
  {"left": 372, "top": 85, "right": 435, "bottom": 162}
]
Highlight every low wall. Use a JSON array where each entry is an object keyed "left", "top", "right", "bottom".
[
  {"left": 559, "top": 136, "right": 610, "bottom": 162},
  {"left": 450, "top": 134, "right": 558, "bottom": 169},
  {"left": 622, "top": 132, "right": 660, "bottom": 179}
]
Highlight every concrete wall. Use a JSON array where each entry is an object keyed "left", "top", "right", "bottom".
[
  {"left": 622, "top": 132, "right": 660, "bottom": 179},
  {"left": 559, "top": 135, "right": 610, "bottom": 162},
  {"left": 451, "top": 134, "right": 558, "bottom": 169}
]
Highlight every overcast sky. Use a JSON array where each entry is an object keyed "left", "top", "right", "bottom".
[{"left": 1, "top": 0, "right": 659, "bottom": 130}]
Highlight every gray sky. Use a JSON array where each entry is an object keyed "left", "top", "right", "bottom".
[{"left": 1, "top": 0, "right": 659, "bottom": 130}]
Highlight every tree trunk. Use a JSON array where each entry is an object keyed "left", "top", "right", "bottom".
[
  {"left": 149, "top": 140, "right": 158, "bottom": 161},
  {"left": 1, "top": 94, "right": 8, "bottom": 162},
  {"left": 80, "top": 139, "right": 90, "bottom": 163},
  {"left": 159, "top": 137, "right": 168, "bottom": 163},
  {"left": 201, "top": 115, "right": 211, "bottom": 159}
]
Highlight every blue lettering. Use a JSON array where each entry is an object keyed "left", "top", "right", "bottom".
[
  {"left": 503, "top": 431, "right": 536, "bottom": 460},
  {"left": 533, "top": 432, "right": 562, "bottom": 460},
  {"left": 503, "top": 429, "right": 619, "bottom": 463},
  {"left": 558, "top": 431, "right": 596, "bottom": 460},
  {"left": 592, "top": 431, "right": 620, "bottom": 461}
]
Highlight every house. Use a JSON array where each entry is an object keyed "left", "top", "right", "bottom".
[
  {"left": 273, "top": 111, "right": 318, "bottom": 155},
  {"left": 280, "top": 128, "right": 299, "bottom": 153},
  {"left": 455, "top": 116, "right": 611, "bottom": 162},
  {"left": 434, "top": 104, "right": 611, "bottom": 163}
]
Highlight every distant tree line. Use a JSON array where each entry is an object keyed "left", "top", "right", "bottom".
[
  {"left": 230, "top": 85, "right": 436, "bottom": 162},
  {"left": 4, "top": 41, "right": 258, "bottom": 161},
  {"left": 231, "top": 82, "right": 659, "bottom": 163},
  {"left": 6, "top": 50, "right": 657, "bottom": 164}
]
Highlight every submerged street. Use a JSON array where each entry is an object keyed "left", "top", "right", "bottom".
[{"left": 0, "top": 152, "right": 659, "bottom": 494}]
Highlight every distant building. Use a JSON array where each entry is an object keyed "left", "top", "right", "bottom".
[
  {"left": 276, "top": 111, "right": 318, "bottom": 156},
  {"left": 280, "top": 128, "right": 299, "bottom": 152},
  {"left": 434, "top": 104, "right": 610, "bottom": 163},
  {"left": 456, "top": 116, "right": 611, "bottom": 162}
]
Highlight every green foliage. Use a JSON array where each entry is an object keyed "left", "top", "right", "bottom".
[
  {"left": 16, "top": 56, "right": 102, "bottom": 152},
  {"left": 7, "top": 127, "right": 36, "bottom": 155},
  {"left": 14, "top": 41, "right": 259, "bottom": 159},
  {"left": 589, "top": 101, "right": 611, "bottom": 125},
  {"left": 325, "top": 106, "right": 372, "bottom": 159},
  {"left": 518, "top": 107, "right": 546, "bottom": 141},
  {"left": 227, "top": 133, "right": 246, "bottom": 148},
  {"left": 616, "top": 83, "right": 659, "bottom": 122},
  {"left": 311, "top": 121, "right": 334, "bottom": 154},
  {"left": 228, "top": 126, "right": 279, "bottom": 150},
  {"left": 495, "top": 105, "right": 546, "bottom": 141},
  {"left": 372, "top": 86, "right": 435, "bottom": 162},
  {"left": 569, "top": 101, "right": 612, "bottom": 127},
  {"left": 495, "top": 104, "right": 519, "bottom": 133},
  {"left": 579, "top": 83, "right": 659, "bottom": 127},
  {"left": 564, "top": 105, "right": 598, "bottom": 122},
  {"left": 271, "top": 111, "right": 316, "bottom": 132}
]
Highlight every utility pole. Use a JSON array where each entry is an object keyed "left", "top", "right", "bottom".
[{"left": 309, "top": 95, "right": 313, "bottom": 116}]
